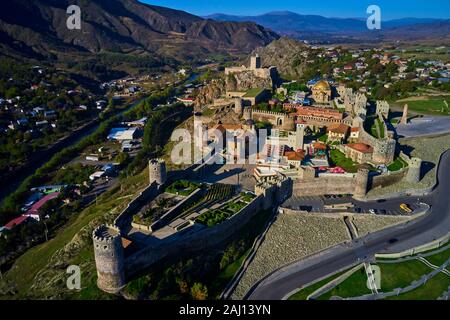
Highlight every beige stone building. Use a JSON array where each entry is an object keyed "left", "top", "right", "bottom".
[
  {"left": 344, "top": 143, "right": 373, "bottom": 164},
  {"left": 327, "top": 124, "right": 349, "bottom": 143}
]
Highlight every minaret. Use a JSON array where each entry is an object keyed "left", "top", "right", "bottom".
[{"left": 400, "top": 104, "right": 408, "bottom": 125}]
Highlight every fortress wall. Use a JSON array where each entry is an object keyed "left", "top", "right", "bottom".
[
  {"left": 371, "top": 169, "right": 408, "bottom": 189},
  {"left": 114, "top": 183, "right": 160, "bottom": 228},
  {"left": 358, "top": 125, "right": 378, "bottom": 147},
  {"left": 124, "top": 194, "right": 265, "bottom": 278},
  {"left": 293, "top": 176, "right": 356, "bottom": 196},
  {"left": 114, "top": 163, "right": 205, "bottom": 229},
  {"left": 150, "top": 188, "right": 206, "bottom": 231}
]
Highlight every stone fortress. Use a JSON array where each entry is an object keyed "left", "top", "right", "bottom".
[
  {"left": 91, "top": 55, "right": 425, "bottom": 295},
  {"left": 225, "top": 54, "right": 278, "bottom": 87},
  {"left": 92, "top": 152, "right": 422, "bottom": 295},
  {"left": 223, "top": 54, "right": 279, "bottom": 106}
]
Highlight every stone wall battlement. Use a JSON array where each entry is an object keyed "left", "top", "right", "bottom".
[
  {"left": 93, "top": 225, "right": 121, "bottom": 243},
  {"left": 252, "top": 109, "right": 293, "bottom": 118}
]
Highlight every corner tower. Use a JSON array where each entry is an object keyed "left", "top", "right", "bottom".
[
  {"left": 149, "top": 158, "right": 167, "bottom": 185},
  {"left": 93, "top": 225, "right": 125, "bottom": 294},
  {"left": 406, "top": 157, "right": 422, "bottom": 183},
  {"left": 354, "top": 167, "right": 369, "bottom": 199}
]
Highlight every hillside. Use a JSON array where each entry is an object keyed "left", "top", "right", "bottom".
[
  {"left": 252, "top": 37, "right": 310, "bottom": 78},
  {"left": 0, "top": 0, "right": 279, "bottom": 63}
]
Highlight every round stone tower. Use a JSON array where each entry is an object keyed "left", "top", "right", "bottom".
[
  {"left": 406, "top": 157, "right": 422, "bottom": 183},
  {"left": 149, "top": 158, "right": 167, "bottom": 185},
  {"left": 354, "top": 167, "right": 369, "bottom": 199},
  {"left": 93, "top": 225, "right": 125, "bottom": 294},
  {"left": 243, "top": 107, "right": 252, "bottom": 121},
  {"left": 234, "top": 98, "right": 243, "bottom": 116}
]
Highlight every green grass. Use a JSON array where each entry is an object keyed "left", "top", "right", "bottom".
[
  {"left": 66, "top": 248, "right": 118, "bottom": 300},
  {"left": 396, "top": 97, "right": 450, "bottom": 116},
  {"left": 385, "top": 273, "right": 450, "bottom": 300},
  {"left": 243, "top": 88, "right": 265, "bottom": 98},
  {"left": 202, "top": 108, "right": 215, "bottom": 117},
  {"left": 318, "top": 134, "right": 328, "bottom": 143},
  {"left": 370, "top": 118, "right": 385, "bottom": 139},
  {"left": 423, "top": 247, "right": 450, "bottom": 267},
  {"left": 165, "top": 180, "right": 199, "bottom": 196},
  {"left": 288, "top": 269, "right": 348, "bottom": 300},
  {"left": 387, "top": 157, "right": 408, "bottom": 172},
  {"left": 317, "top": 268, "right": 371, "bottom": 299},
  {"left": 2, "top": 170, "right": 149, "bottom": 299},
  {"left": 240, "top": 192, "right": 256, "bottom": 203},
  {"left": 377, "top": 259, "right": 434, "bottom": 292},
  {"left": 390, "top": 118, "right": 400, "bottom": 125},
  {"left": 329, "top": 149, "right": 358, "bottom": 173}
]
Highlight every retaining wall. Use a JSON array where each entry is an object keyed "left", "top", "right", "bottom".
[
  {"left": 293, "top": 176, "right": 355, "bottom": 196},
  {"left": 375, "top": 232, "right": 450, "bottom": 259}
]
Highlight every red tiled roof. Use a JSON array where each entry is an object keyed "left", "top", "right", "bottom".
[
  {"left": 285, "top": 104, "right": 344, "bottom": 120},
  {"left": 313, "top": 142, "right": 327, "bottom": 150},
  {"left": 351, "top": 127, "right": 360, "bottom": 132},
  {"left": 346, "top": 143, "right": 373, "bottom": 154},
  {"left": 284, "top": 150, "right": 305, "bottom": 161},
  {"left": 327, "top": 124, "right": 349, "bottom": 134},
  {"left": 4, "top": 215, "right": 29, "bottom": 230}
]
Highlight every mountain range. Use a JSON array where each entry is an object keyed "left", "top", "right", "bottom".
[
  {"left": 0, "top": 0, "right": 279, "bottom": 63},
  {"left": 205, "top": 11, "right": 443, "bottom": 33},
  {"left": 205, "top": 11, "right": 450, "bottom": 44}
]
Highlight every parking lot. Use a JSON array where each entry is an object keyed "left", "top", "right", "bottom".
[{"left": 282, "top": 194, "right": 429, "bottom": 216}]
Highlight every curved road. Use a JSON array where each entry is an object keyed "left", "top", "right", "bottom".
[{"left": 246, "top": 149, "right": 450, "bottom": 300}]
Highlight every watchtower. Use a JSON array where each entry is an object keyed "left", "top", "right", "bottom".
[
  {"left": 354, "top": 167, "right": 369, "bottom": 199},
  {"left": 406, "top": 157, "right": 422, "bottom": 183},
  {"left": 243, "top": 107, "right": 252, "bottom": 121},
  {"left": 149, "top": 158, "right": 167, "bottom": 185},
  {"left": 93, "top": 225, "right": 125, "bottom": 294},
  {"left": 250, "top": 54, "right": 261, "bottom": 70}
]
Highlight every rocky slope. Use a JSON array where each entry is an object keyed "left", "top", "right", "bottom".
[{"left": 252, "top": 37, "right": 310, "bottom": 78}]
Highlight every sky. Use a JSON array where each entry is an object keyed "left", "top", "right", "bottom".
[{"left": 141, "top": 0, "right": 450, "bottom": 20}]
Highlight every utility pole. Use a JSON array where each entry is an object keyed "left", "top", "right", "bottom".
[{"left": 43, "top": 221, "right": 48, "bottom": 242}]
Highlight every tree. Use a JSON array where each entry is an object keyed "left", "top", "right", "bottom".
[
  {"left": 190, "top": 282, "right": 208, "bottom": 300},
  {"left": 178, "top": 279, "right": 189, "bottom": 295}
]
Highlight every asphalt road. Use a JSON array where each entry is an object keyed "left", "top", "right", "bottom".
[
  {"left": 283, "top": 194, "right": 425, "bottom": 216},
  {"left": 395, "top": 116, "right": 450, "bottom": 138},
  {"left": 246, "top": 149, "right": 450, "bottom": 300}
]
